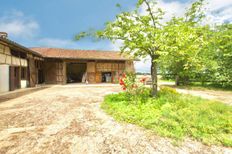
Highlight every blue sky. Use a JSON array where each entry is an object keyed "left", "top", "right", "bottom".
[
  {"left": 0, "top": 0, "right": 137, "bottom": 49},
  {"left": 0, "top": 0, "right": 231, "bottom": 72}
]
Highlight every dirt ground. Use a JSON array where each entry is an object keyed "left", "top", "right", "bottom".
[
  {"left": 0, "top": 84, "right": 231, "bottom": 154},
  {"left": 159, "top": 81, "right": 232, "bottom": 106},
  {"left": 175, "top": 88, "right": 232, "bottom": 105}
]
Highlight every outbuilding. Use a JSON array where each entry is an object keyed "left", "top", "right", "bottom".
[
  {"left": 0, "top": 34, "right": 43, "bottom": 93},
  {"left": 0, "top": 34, "right": 134, "bottom": 93},
  {"left": 31, "top": 47, "right": 135, "bottom": 84}
]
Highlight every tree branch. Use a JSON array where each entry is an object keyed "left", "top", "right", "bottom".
[{"left": 144, "top": 0, "right": 156, "bottom": 28}]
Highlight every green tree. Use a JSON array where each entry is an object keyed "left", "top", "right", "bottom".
[
  {"left": 76, "top": 0, "right": 207, "bottom": 96},
  {"left": 160, "top": 22, "right": 232, "bottom": 87},
  {"left": 159, "top": 0, "right": 209, "bottom": 85},
  {"left": 77, "top": 0, "right": 166, "bottom": 96},
  {"left": 212, "top": 24, "right": 232, "bottom": 85},
  {"left": 160, "top": 22, "right": 210, "bottom": 85}
]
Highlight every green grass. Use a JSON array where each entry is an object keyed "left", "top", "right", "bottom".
[
  {"left": 101, "top": 87, "right": 232, "bottom": 147},
  {"left": 158, "top": 79, "right": 175, "bottom": 83}
]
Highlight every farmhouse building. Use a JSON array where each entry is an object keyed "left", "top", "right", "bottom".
[{"left": 0, "top": 34, "right": 134, "bottom": 93}]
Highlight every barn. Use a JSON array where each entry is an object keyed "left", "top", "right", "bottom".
[
  {"left": 31, "top": 48, "right": 135, "bottom": 85},
  {"left": 0, "top": 34, "right": 134, "bottom": 93}
]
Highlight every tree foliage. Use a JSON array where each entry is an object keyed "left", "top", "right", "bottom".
[
  {"left": 211, "top": 24, "right": 232, "bottom": 85},
  {"left": 76, "top": 0, "right": 208, "bottom": 96},
  {"left": 159, "top": 22, "right": 210, "bottom": 84},
  {"left": 160, "top": 22, "right": 232, "bottom": 86}
]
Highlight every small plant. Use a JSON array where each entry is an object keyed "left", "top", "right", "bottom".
[
  {"left": 119, "top": 73, "right": 149, "bottom": 103},
  {"left": 119, "top": 73, "right": 147, "bottom": 92},
  {"left": 159, "top": 86, "right": 179, "bottom": 95}
]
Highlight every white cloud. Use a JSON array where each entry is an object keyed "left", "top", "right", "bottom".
[
  {"left": 158, "top": 1, "right": 188, "bottom": 21},
  {"left": 140, "top": 0, "right": 188, "bottom": 22},
  {"left": 0, "top": 10, "right": 39, "bottom": 39},
  {"left": 207, "top": 0, "right": 232, "bottom": 11},
  {"left": 206, "top": 0, "right": 232, "bottom": 25},
  {"left": 140, "top": 0, "right": 232, "bottom": 24}
]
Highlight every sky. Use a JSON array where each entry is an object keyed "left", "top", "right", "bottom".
[{"left": 0, "top": 0, "right": 231, "bottom": 72}]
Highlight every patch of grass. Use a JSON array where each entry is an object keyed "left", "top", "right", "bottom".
[
  {"left": 101, "top": 87, "right": 232, "bottom": 147},
  {"left": 158, "top": 79, "right": 175, "bottom": 83}
]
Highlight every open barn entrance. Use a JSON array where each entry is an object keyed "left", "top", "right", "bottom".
[
  {"left": 102, "top": 72, "right": 112, "bottom": 83},
  {"left": 67, "top": 63, "right": 87, "bottom": 83}
]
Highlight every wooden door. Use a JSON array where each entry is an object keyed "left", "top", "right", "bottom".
[
  {"left": 9, "top": 66, "right": 20, "bottom": 91},
  {"left": 96, "top": 72, "right": 102, "bottom": 83},
  {"left": 38, "top": 69, "right": 44, "bottom": 84},
  {"left": 56, "top": 62, "right": 64, "bottom": 84}
]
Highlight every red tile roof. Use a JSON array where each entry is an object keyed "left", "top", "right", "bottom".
[{"left": 30, "top": 47, "right": 130, "bottom": 61}]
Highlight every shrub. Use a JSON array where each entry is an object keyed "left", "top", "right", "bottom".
[{"left": 119, "top": 73, "right": 149, "bottom": 103}]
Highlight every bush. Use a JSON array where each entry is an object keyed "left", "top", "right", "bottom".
[{"left": 119, "top": 73, "right": 149, "bottom": 103}]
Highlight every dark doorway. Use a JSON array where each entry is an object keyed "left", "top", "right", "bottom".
[
  {"left": 102, "top": 72, "right": 112, "bottom": 83},
  {"left": 67, "top": 63, "right": 87, "bottom": 83},
  {"left": 38, "top": 69, "right": 44, "bottom": 84},
  {"left": 9, "top": 66, "right": 20, "bottom": 91}
]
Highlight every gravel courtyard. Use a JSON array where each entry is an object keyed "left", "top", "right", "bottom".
[{"left": 0, "top": 84, "right": 231, "bottom": 154}]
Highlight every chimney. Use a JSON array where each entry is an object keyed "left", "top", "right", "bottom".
[{"left": 0, "top": 32, "right": 8, "bottom": 38}]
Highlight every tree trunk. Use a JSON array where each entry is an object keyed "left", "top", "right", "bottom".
[
  {"left": 175, "top": 75, "right": 180, "bottom": 86},
  {"left": 151, "top": 57, "right": 158, "bottom": 97},
  {"left": 183, "top": 76, "right": 189, "bottom": 85}
]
